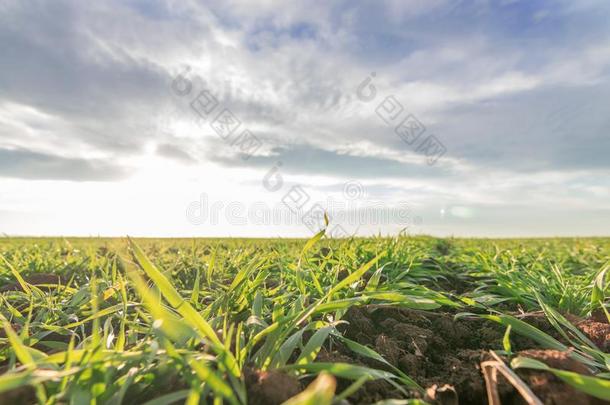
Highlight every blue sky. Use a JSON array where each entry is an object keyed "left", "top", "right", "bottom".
[{"left": 0, "top": 0, "right": 609, "bottom": 237}]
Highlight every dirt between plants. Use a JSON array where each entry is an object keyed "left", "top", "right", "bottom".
[
  {"left": 331, "top": 306, "right": 609, "bottom": 405},
  {"left": 515, "top": 349, "right": 604, "bottom": 405},
  {"left": 575, "top": 319, "right": 610, "bottom": 352},
  {"left": 244, "top": 368, "right": 301, "bottom": 405},
  {"left": 0, "top": 273, "right": 63, "bottom": 292}
]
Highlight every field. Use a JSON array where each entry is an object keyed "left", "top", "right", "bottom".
[{"left": 0, "top": 235, "right": 609, "bottom": 404}]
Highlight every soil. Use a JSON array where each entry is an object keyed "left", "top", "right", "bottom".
[
  {"left": 336, "top": 306, "right": 507, "bottom": 404},
  {"left": 0, "top": 386, "right": 36, "bottom": 405},
  {"left": 332, "top": 306, "right": 610, "bottom": 405},
  {"left": 515, "top": 349, "right": 606, "bottom": 405},
  {"left": 419, "top": 259, "right": 476, "bottom": 295},
  {"left": 244, "top": 368, "right": 302, "bottom": 405},
  {"left": 0, "top": 274, "right": 63, "bottom": 292},
  {"left": 576, "top": 320, "right": 610, "bottom": 352},
  {"left": 590, "top": 308, "right": 610, "bottom": 324}
]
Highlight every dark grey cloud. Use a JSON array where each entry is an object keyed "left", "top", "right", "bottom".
[
  {"left": 0, "top": 0, "right": 177, "bottom": 156},
  {"left": 434, "top": 83, "right": 610, "bottom": 172},
  {"left": 208, "top": 143, "right": 450, "bottom": 179},
  {"left": 156, "top": 143, "right": 196, "bottom": 163},
  {"left": 0, "top": 148, "right": 129, "bottom": 181}
]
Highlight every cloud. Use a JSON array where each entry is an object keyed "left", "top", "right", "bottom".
[
  {"left": 209, "top": 143, "right": 454, "bottom": 179},
  {"left": 0, "top": 0, "right": 609, "bottom": 235},
  {"left": 156, "top": 143, "right": 196, "bottom": 163},
  {"left": 0, "top": 148, "right": 130, "bottom": 181}
]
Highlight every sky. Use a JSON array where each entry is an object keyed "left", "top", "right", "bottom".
[{"left": 0, "top": 0, "right": 609, "bottom": 238}]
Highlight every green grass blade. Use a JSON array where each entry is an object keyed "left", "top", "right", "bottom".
[
  {"left": 282, "top": 372, "right": 336, "bottom": 405},
  {"left": 295, "top": 326, "right": 333, "bottom": 365}
]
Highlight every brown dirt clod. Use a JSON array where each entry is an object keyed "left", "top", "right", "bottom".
[
  {"left": 576, "top": 320, "right": 610, "bottom": 351},
  {"left": 425, "top": 384, "right": 459, "bottom": 405},
  {"left": 515, "top": 350, "right": 603, "bottom": 405},
  {"left": 245, "top": 368, "right": 301, "bottom": 405},
  {"left": 374, "top": 334, "right": 402, "bottom": 365},
  {"left": 590, "top": 308, "right": 609, "bottom": 324},
  {"left": 0, "top": 274, "right": 63, "bottom": 292},
  {"left": 0, "top": 386, "right": 36, "bottom": 405},
  {"left": 519, "top": 349, "right": 591, "bottom": 374}
]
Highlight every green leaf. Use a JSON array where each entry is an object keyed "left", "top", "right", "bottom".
[
  {"left": 191, "top": 268, "right": 201, "bottom": 305},
  {"left": 296, "top": 326, "right": 333, "bottom": 365},
  {"left": 272, "top": 328, "right": 306, "bottom": 368},
  {"left": 284, "top": 362, "right": 395, "bottom": 381},
  {"left": 536, "top": 294, "right": 599, "bottom": 350},
  {"left": 363, "top": 292, "right": 441, "bottom": 310},
  {"left": 126, "top": 270, "right": 196, "bottom": 344},
  {"left": 591, "top": 265, "right": 609, "bottom": 309},
  {"left": 297, "top": 229, "right": 326, "bottom": 296},
  {"left": 313, "top": 297, "right": 367, "bottom": 314},
  {"left": 207, "top": 247, "right": 217, "bottom": 286},
  {"left": 365, "top": 264, "right": 387, "bottom": 291},
  {"left": 2, "top": 320, "right": 37, "bottom": 369},
  {"left": 282, "top": 372, "right": 336, "bottom": 405},
  {"left": 503, "top": 325, "right": 512, "bottom": 354},
  {"left": 188, "top": 358, "right": 238, "bottom": 405},
  {"left": 0, "top": 369, "right": 79, "bottom": 395}
]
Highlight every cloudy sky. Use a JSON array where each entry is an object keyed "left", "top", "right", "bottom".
[{"left": 0, "top": 0, "right": 609, "bottom": 237}]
